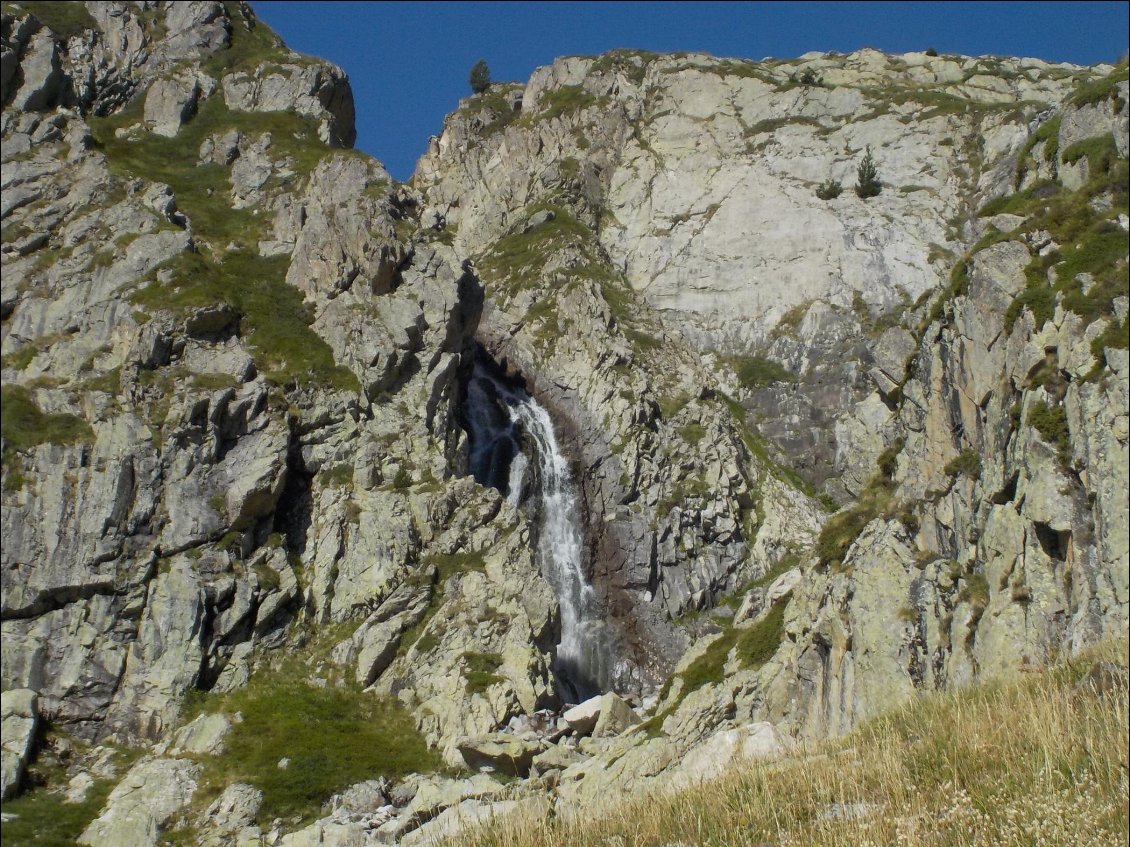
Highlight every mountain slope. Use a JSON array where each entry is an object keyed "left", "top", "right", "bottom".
[{"left": 1, "top": 3, "right": 1126, "bottom": 845}]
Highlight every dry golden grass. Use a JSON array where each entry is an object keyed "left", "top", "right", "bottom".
[{"left": 449, "top": 641, "right": 1128, "bottom": 847}]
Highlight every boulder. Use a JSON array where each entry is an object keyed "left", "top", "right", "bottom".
[
  {"left": 592, "top": 693, "right": 641, "bottom": 738},
  {"left": 455, "top": 733, "right": 545, "bottom": 776},
  {"left": 168, "top": 712, "right": 231, "bottom": 756},
  {"left": 562, "top": 694, "right": 603, "bottom": 735},
  {"left": 78, "top": 757, "right": 202, "bottom": 847},
  {"left": 670, "top": 722, "right": 792, "bottom": 788},
  {"left": 564, "top": 692, "right": 640, "bottom": 738},
  {"left": 10, "top": 28, "right": 64, "bottom": 111},
  {"left": 199, "top": 782, "right": 262, "bottom": 845},
  {"left": 143, "top": 77, "right": 200, "bottom": 137},
  {"left": 1, "top": 689, "right": 38, "bottom": 801}
]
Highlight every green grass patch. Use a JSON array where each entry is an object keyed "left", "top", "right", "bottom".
[
  {"left": 458, "top": 85, "right": 523, "bottom": 135},
  {"left": 816, "top": 479, "right": 894, "bottom": 571},
  {"left": 1061, "top": 134, "right": 1119, "bottom": 175},
  {"left": 89, "top": 94, "right": 334, "bottom": 251},
  {"left": 657, "top": 392, "right": 691, "bottom": 420},
  {"left": 398, "top": 552, "right": 488, "bottom": 655},
  {"left": 199, "top": 2, "right": 289, "bottom": 78},
  {"left": 462, "top": 651, "right": 504, "bottom": 694},
  {"left": 533, "top": 85, "right": 604, "bottom": 121},
  {"left": 1069, "top": 63, "right": 1129, "bottom": 108},
  {"left": 744, "top": 116, "right": 824, "bottom": 137},
  {"left": 1004, "top": 278, "right": 1057, "bottom": 331},
  {"left": 623, "top": 326, "right": 664, "bottom": 352},
  {"left": 958, "top": 571, "right": 991, "bottom": 611},
  {"left": 670, "top": 599, "right": 788, "bottom": 704},
  {"left": 728, "top": 355, "right": 795, "bottom": 389},
  {"left": 1015, "top": 116, "right": 1062, "bottom": 187},
  {"left": 927, "top": 259, "right": 973, "bottom": 324},
  {"left": 876, "top": 436, "right": 905, "bottom": 481},
  {"left": 477, "top": 203, "right": 597, "bottom": 292},
  {"left": 723, "top": 553, "right": 804, "bottom": 610},
  {"left": 320, "top": 463, "right": 354, "bottom": 487},
  {"left": 588, "top": 50, "right": 658, "bottom": 85},
  {"left": 130, "top": 250, "right": 358, "bottom": 391},
  {"left": 0, "top": 741, "right": 138, "bottom": 847},
  {"left": 717, "top": 392, "right": 816, "bottom": 499},
  {"left": 1, "top": 384, "right": 93, "bottom": 464},
  {"left": 8, "top": 0, "right": 96, "bottom": 38},
  {"left": 734, "top": 600, "right": 786, "bottom": 668},
  {"left": 431, "top": 550, "right": 487, "bottom": 581},
  {"left": 679, "top": 423, "right": 707, "bottom": 445},
  {"left": 188, "top": 672, "right": 441, "bottom": 826},
  {"left": 455, "top": 642, "right": 1129, "bottom": 847}
]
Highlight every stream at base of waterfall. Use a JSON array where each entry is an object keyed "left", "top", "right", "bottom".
[{"left": 464, "top": 359, "right": 611, "bottom": 703}]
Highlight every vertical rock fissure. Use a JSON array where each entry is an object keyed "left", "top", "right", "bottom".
[{"left": 463, "top": 353, "right": 609, "bottom": 703}]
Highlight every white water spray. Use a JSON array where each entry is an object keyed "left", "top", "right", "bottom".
[{"left": 464, "top": 360, "right": 608, "bottom": 701}]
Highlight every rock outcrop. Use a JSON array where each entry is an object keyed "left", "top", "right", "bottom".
[{"left": 2, "top": 2, "right": 1126, "bottom": 845}]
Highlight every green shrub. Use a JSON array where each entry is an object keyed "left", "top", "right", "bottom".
[
  {"left": 680, "top": 423, "right": 707, "bottom": 445},
  {"left": 796, "top": 67, "right": 823, "bottom": 87},
  {"left": 855, "top": 147, "right": 882, "bottom": 198},
  {"left": 815, "top": 178, "right": 843, "bottom": 200},
  {"left": 944, "top": 449, "right": 983, "bottom": 481},
  {"left": 1028, "top": 401, "right": 1072, "bottom": 469},
  {"left": 469, "top": 59, "right": 492, "bottom": 94}
]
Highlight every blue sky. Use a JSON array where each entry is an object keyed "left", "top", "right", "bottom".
[{"left": 251, "top": 1, "right": 1129, "bottom": 181}]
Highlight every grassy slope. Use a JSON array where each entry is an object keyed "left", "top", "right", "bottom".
[{"left": 449, "top": 642, "right": 1128, "bottom": 847}]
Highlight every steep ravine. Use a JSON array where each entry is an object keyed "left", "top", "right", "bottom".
[{"left": 1, "top": 3, "right": 1126, "bottom": 846}]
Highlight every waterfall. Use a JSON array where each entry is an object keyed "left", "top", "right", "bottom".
[{"left": 463, "top": 359, "right": 608, "bottom": 703}]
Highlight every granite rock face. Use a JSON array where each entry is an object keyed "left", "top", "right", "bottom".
[
  {"left": 2, "top": 3, "right": 1127, "bottom": 843},
  {"left": 0, "top": 1, "right": 502, "bottom": 759}
]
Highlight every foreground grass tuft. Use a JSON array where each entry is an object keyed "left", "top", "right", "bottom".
[{"left": 448, "top": 641, "right": 1129, "bottom": 847}]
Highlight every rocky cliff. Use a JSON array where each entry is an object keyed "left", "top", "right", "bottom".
[{"left": 1, "top": 3, "right": 1126, "bottom": 845}]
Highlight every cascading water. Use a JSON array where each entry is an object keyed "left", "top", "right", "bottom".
[{"left": 463, "top": 358, "right": 609, "bottom": 703}]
